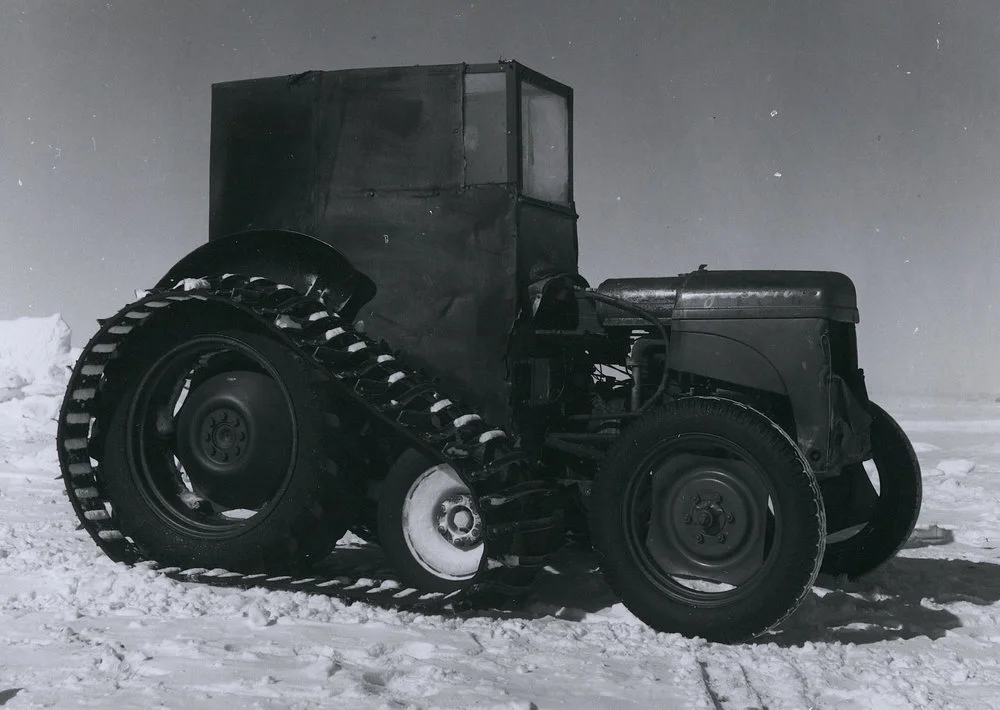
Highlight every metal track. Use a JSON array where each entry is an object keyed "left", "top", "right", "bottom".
[{"left": 57, "top": 274, "right": 565, "bottom": 614}]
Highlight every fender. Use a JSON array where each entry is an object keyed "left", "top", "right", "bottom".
[
  {"left": 668, "top": 330, "right": 787, "bottom": 395},
  {"left": 668, "top": 319, "right": 860, "bottom": 474},
  {"left": 155, "top": 229, "right": 376, "bottom": 321}
]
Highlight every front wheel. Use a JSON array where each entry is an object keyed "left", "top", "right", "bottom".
[
  {"left": 820, "top": 401, "right": 922, "bottom": 578},
  {"left": 589, "top": 397, "right": 825, "bottom": 642}
]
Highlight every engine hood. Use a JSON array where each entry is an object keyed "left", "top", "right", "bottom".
[{"left": 596, "top": 270, "right": 859, "bottom": 324}]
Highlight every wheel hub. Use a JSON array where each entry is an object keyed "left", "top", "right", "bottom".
[
  {"left": 691, "top": 499, "right": 726, "bottom": 536},
  {"left": 175, "top": 370, "right": 293, "bottom": 510},
  {"left": 198, "top": 408, "right": 248, "bottom": 465},
  {"left": 646, "top": 454, "right": 770, "bottom": 586},
  {"left": 400, "top": 463, "right": 485, "bottom": 580},
  {"left": 436, "top": 493, "right": 483, "bottom": 548}
]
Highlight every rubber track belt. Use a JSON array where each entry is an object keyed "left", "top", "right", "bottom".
[{"left": 56, "top": 274, "right": 565, "bottom": 614}]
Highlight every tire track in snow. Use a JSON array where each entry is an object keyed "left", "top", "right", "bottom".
[
  {"left": 697, "top": 648, "right": 817, "bottom": 710},
  {"left": 697, "top": 660, "right": 724, "bottom": 709},
  {"left": 697, "top": 655, "right": 765, "bottom": 709}
]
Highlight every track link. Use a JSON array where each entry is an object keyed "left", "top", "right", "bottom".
[{"left": 57, "top": 275, "right": 565, "bottom": 613}]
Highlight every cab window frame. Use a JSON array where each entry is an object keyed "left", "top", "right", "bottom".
[{"left": 462, "top": 62, "right": 574, "bottom": 210}]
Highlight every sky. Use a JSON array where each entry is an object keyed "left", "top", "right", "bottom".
[{"left": 1, "top": 0, "right": 998, "bottom": 397}]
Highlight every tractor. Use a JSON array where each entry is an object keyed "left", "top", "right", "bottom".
[{"left": 57, "top": 61, "right": 922, "bottom": 643}]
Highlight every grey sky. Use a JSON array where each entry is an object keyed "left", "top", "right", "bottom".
[{"left": 1, "top": 0, "right": 998, "bottom": 396}]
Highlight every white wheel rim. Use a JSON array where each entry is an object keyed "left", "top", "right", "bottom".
[{"left": 401, "top": 464, "right": 484, "bottom": 580}]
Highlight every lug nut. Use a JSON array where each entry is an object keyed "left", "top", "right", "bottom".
[
  {"left": 717, "top": 533, "right": 727, "bottom": 543},
  {"left": 713, "top": 493, "right": 722, "bottom": 503},
  {"left": 726, "top": 513, "right": 735, "bottom": 523},
  {"left": 683, "top": 514, "right": 692, "bottom": 524},
  {"left": 696, "top": 534, "right": 705, "bottom": 544}
]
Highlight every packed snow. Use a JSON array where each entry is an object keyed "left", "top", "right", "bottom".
[{"left": 2, "top": 316, "right": 1000, "bottom": 708}]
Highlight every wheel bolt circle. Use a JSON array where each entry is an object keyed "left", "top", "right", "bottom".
[{"left": 436, "top": 494, "right": 482, "bottom": 546}]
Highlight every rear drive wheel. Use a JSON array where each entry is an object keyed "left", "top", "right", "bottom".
[
  {"left": 98, "top": 302, "right": 351, "bottom": 572},
  {"left": 377, "top": 449, "right": 485, "bottom": 592},
  {"left": 821, "top": 401, "right": 922, "bottom": 578},
  {"left": 590, "top": 397, "right": 825, "bottom": 642}
]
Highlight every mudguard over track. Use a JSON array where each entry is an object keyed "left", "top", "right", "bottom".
[{"left": 57, "top": 274, "right": 564, "bottom": 613}]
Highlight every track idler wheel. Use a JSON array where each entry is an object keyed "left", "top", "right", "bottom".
[{"left": 377, "top": 450, "right": 486, "bottom": 592}]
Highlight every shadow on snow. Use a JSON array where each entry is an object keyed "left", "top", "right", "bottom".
[
  {"left": 0, "top": 689, "right": 23, "bottom": 707},
  {"left": 229, "top": 525, "right": 1000, "bottom": 647},
  {"left": 527, "top": 543, "right": 1000, "bottom": 647},
  {"left": 498, "top": 525, "right": 1000, "bottom": 647}
]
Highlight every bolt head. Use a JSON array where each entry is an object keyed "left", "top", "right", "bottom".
[
  {"left": 726, "top": 513, "right": 736, "bottom": 523},
  {"left": 683, "top": 514, "right": 692, "bottom": 524},
  {"left": 717, "top": 533, "right": 727, "bottom": 543},
  {"left": 713, "top": 493, "right": 722, "bottom": 504},
  {"left": 696, "top": 533, "right": 705, "bottom": 544}
]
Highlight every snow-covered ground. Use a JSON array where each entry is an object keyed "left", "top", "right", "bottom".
[{"left": 2, "top": 316, "right": 1000, "bottom": 709}]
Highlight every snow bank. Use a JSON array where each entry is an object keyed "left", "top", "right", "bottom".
[{"left": 0, "top": 314, "right": 77, "bottom": 402}]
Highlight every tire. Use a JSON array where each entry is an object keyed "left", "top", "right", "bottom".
[
  {"left": 377, "top": 449, "right": 486, "bottom": 592},
  {"left": 589, "top": 397, "right": 825, "bottom": 642},
  {"left": 97, "top": 302, "right": 351, "bottom": 572},
  {"left": 820, "top": 401, "right": 922, "bottom": 578}
]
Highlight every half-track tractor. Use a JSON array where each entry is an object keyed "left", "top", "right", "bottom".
[{"left": 58, "top": 61, "right": 922, "bottom": 642}]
